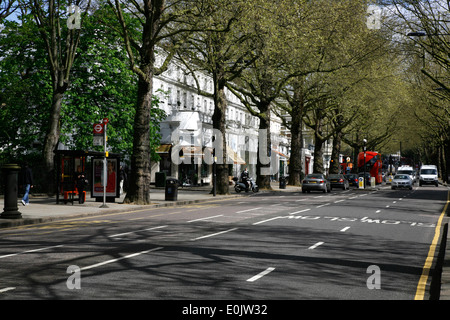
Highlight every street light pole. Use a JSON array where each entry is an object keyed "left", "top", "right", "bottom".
[
  {"left": 100, "top": 118, "right": 109, "bottom": 208},
  {"left": 363, "top": 138, "right": 367, "bottom": 189}
]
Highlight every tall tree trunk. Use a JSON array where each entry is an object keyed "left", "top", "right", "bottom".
[
  {"left": 287, "top": 81, "right": 305, "bottom": 186},
  {"left": 329, "top": 130, "right": 342, "bottom": 174},
  {"left": 288, "top": 112, "right": 303, "bottom": 186},
  {"left": 313, "top": 138, "right": 324, "bottom": 174},
  {"left": 42, "top": 86, "right": 64, "bottom": 195},
  {"left": 312, "top": 119, "right": 325, "bottom": 174},
  {"left": 116, "top": 0, "right": 163, "bottom": 204},
  {"left": 256, "top": 102, "right": 272, "bottom": 190},
  {"left": 212, "top": 76, "right": 229, "bottom": 194},
  {"left": 124, "top": 65, "right": 153, "bottom": 204}
]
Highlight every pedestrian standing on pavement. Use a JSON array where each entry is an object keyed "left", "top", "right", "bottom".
[
  {"left": 75, "top": 165, "right": 86, "bottom": 204},
  {"left": 20, "top": 162, "right": 33, "bottom": 206},
  {"left": 119, "top": 165, "right": 127, "bottom": 195}
]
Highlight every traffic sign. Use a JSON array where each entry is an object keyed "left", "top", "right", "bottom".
[
  {"left": 93, "top": 135, "right": 103, "bottom": 146},
  {"left": 93, "top": 123, "right": 104, "bottom": 135}
]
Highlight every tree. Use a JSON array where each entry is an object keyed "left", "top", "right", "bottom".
[
  {"left": 226, "top": 0, "right": 307, "bottom": 189},
  {"left": 61, "top": 7, "right": 166, "bottom": 160},
  {"left": 0, "top": 16, "right": 52, "bottom": 167},
  {"left": 106, "top": 0, "right": 208, "bottom": 204},
  {"left": 0, "top": 0, "right": 17, "bottom": 22},
  {"left": 22, "top": 0, "right": 92, "bottom": 194},
  {"left": 272, "top": 1, "right": 385, "bottom": 179},
  {"left": 176, "top": 0, "right": 256, "bottom": 194},
  {"left": 392, "top": 0, "right": 450, "bottom": 182}
]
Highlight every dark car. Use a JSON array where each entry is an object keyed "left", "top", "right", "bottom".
[
  {"left": 328, "top": 174, "right": 349, "bottom": 190},
  {"left": 302, "top": 173, "right": 331, "bottom": 193},
  {"left": 344, "top": 174, "right": 358, "bottom": 187}
]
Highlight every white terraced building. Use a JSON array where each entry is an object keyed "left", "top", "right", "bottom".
[{"left": 151, "top": 56, "right": 324, "bottom": 185}]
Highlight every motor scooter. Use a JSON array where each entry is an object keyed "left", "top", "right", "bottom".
[{"left": 233, "top": 177, "right": 259, "bottom": 193}]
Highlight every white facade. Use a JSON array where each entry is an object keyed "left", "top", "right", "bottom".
[{"left": 151, "top": 57, "right": 304, "bottom": 184}]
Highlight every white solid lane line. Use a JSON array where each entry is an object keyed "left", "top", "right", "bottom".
[
  {"left": 308, "top": 242, "right": 324, "bottom": 250},
  {"left": 80, "top": 247, "right": 164, "bottom": 271},
  {"left": 247, "top": 267, "right": 276, "bottom": 282},
  {"left": 0, "top": 245, "right": 64, "bottom": 260},
  {"left": 253, "top": 216, "right": 282, "bottom": 225},
  {"left": 187, "top": 215, "right": 223, "bottom": 223},
  {"left": 109, "top": 225, "right": 167, "bottom": 238},
  {"left": 289, "top": 209, "right": 311, "bottom": 215},
  {"left": 235, "top": 208, "right": 262, "bottom": 214},
  {"left": 340, "top": 227, "right": 351, "bottom": 232},
  {"left": 0, "top": 287, "right": 15, "bottom": 293},
  {"left": 191, "top": 228, "right": 238, "bottom": 241}
]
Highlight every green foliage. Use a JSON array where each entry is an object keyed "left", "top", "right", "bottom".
[
  {"left": 0, "top": 18, "right": 52, "bottom": 162},
  {"left": 0, "top": 9, "right": 166, "bottom": 166},
  {"left": 58, "top": 9, "right": 167, "bottom": 163}
]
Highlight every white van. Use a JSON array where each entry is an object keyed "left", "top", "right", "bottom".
[
  {"left": 419, "top": 165, "right": 439, "bottom": 187},
  {"left": 397, "top": 166, "right": 416, "bottom": 183}
]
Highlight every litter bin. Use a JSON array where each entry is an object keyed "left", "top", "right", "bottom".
[
  {"left": 279, "top": 176, "right": 286, "bottom": 189},
  {"left": 165, "top": 178, "right": 179, "bottom": 201}
]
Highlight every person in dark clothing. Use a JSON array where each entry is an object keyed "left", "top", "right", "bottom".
[
  {"left": 240, "top": 167, "right": 250, "bottom": 190},
  {"left": 21, "top": 162, "right": 33, "bottom": 206},
  {"left": 75, "top": 166, "right": 86, "bottom": 204}
]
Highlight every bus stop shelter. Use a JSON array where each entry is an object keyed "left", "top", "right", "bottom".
[{"left": 54, "top": 150, "right": 121, "bottom": 204}]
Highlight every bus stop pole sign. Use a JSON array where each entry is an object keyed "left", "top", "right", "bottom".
[{"left": 93, "top": 123, "right": 104, "bottom": 146}]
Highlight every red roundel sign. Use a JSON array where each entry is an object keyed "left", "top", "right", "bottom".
[{"left": 93, "top": 123, "right": 104, "bottom": 134}]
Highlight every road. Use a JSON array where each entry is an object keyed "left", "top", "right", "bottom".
[{"left": 0, "top": 185, "right": 448, "bottom": 303}]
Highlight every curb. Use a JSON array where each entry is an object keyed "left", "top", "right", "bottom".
[{"left": 0, "top": 193, "right": 246, "bottom": 229}]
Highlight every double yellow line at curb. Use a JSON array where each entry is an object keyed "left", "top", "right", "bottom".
[{"left": 415, "top": 190, "right": 450, "bottom": 300}]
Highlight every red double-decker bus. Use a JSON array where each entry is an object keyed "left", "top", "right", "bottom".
[{"left": 358, "top": 151, "right": 383, "bottom": 184}]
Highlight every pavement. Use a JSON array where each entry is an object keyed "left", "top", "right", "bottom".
[
  {"left": 0, "top": 182, "right": 302, "bottom": 228},
  {"left": 1, "top": 181, "right": 449, "bottom": 300}
]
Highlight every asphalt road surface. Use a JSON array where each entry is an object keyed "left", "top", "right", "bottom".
[{"left": 0, "top": 185, "right": 448, "bottom": 303}]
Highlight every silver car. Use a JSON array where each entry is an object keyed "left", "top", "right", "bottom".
[
  {"left": 391, "top": 174, "right": 413, "bottom": 190},
  {"left": 302, "top": 173, "right": 331, "bottom": 193}
]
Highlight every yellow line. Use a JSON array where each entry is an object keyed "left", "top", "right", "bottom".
[{"left": 414, "top": 190, "right": 450, "bottom": 300}]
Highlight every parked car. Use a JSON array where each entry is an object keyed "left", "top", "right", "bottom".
[
  {"left": 391, "top": 174, "right": 413, "bottom": 190},
  {"left": 328, "top": 174, "right": 349, "bottom": 190},
  {"left": 344, "top": 174, "right": 359, "bottom": 187},
  {"left": 302, "top": 173, "right": 331, "bottom": 193}
]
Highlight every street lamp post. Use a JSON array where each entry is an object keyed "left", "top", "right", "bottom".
[
  {"left": 363, "top": 139, "right": 367, "bottom": 189},
  {"left": 100, "top": 118, "right": 109, "bottom": 208}
]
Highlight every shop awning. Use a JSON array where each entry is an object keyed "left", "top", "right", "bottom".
[
  {"left": 227, "top": 145, "right": 246, "bottom": 164},
  {"left": 156, "top": 144, "right": 172, "bottom": 154},
  {"left": 272, "top": 148, "right": 289, "bottom": 159},
  {"left": 180, "top": 146, "right": 203, "bottom": 157}
]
